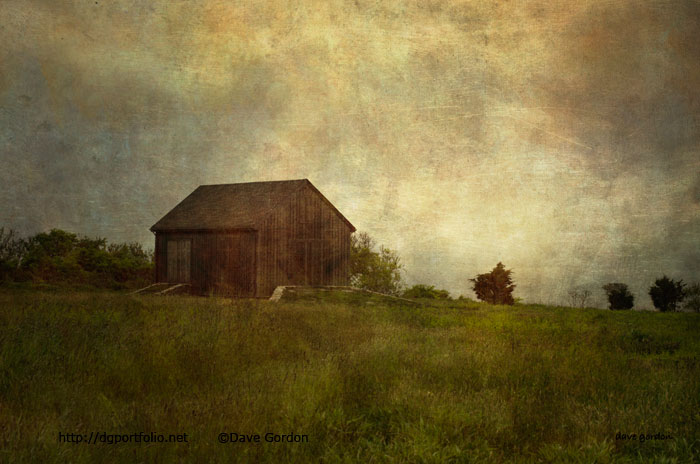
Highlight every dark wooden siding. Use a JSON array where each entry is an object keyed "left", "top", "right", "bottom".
[
  {"left": 255, "top": 184, "right": 351, "bottom": 296},
  {"left": 167, "top": 239, "right": 191, "bottom": 282},
  {"left": 156, "top": 231, "right": 256, "bottom": 297}
]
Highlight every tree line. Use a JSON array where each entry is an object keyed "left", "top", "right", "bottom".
[
  {"left": 0, "top": 228, "right": 153, "bottom": 288},
  {"left": 351, "top": 231, "right": 700, "bottom": 312},
  {"left": 350, "top": 231, "right": 516, "bottom": 303},
  {"left": 599, "top": 278, "right": 699, "bottom": 312},
  {"left": 2, "top": 227, "right": 698, "bottom": 311}
]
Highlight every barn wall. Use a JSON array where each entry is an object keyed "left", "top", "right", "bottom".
[
  {"left": 155, "top": 233, "right": 166, "bottom": 282},
  {"left": 155, "top": 231, "right": 257, "bottom": 297},
  {"left": 254, "top": 185, "right": 352, "bottom": 297}
]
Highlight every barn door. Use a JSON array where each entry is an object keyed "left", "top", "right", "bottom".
[{"left": 167, "top": 239, "right": 191, "bottom": 283}]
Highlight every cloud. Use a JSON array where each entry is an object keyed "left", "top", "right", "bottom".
[{"left": 1, "top": 0, "right": 698, "bottom": 307}]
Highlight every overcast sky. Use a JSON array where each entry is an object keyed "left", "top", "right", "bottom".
[{"left": 1, "top": 0, "right": 698, "bottom": 307}]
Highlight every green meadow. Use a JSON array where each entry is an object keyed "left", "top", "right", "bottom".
[{"left": 1, "top": 287, "right": 698, "bottom": 463}]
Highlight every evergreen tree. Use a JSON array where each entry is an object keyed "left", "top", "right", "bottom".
[
  {"left": 649, "top": 276, "right": 686, "bottom": 312},
  {"left": 602, "top": 283, "right": 634, "bottom": 310},
  {"left": 470, "top": 262, "right": 516, "bottom": 305}
]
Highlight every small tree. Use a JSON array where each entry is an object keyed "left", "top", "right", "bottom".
[
  {"left": 682, "top": 283, "right": 700, "bottom": 312},
  {"left": 568, "top": 288, "right": 591, "bottom": 308},
  {"left": 470, "top": 262, "right": 516, "bottom": 305},
  {"left": 602, "top": 283, "right": 634, "bottom": 310},
  {"left": 649, "top": 276, "right": 686, "bottom": 312},
  {"left": 0, "top": 228, "right": 28, "bottom": 281},
  {"left": 350, "top": 232, "right": 403, "bottom": 295}
]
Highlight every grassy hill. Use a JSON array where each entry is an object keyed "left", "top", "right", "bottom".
[{"left": 1, "top": 288, "right": 698, "bottom": 463}]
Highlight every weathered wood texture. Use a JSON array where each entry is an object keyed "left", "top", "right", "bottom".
[
  {"left": 152, "top": 180, "right": 353, "bottom": 297},
  {"left": 255, "top": 185, "right": 352, "bottom": 296},
  {"left": 166, "top": 239, "right": 191, "bottom": 283},
  {"left": 156, "top": 231, "right": 256, "bottom": 297}
]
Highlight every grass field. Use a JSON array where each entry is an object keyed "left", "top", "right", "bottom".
[{"left": 1, "top": 287, "right": 698, "bottom": 463}]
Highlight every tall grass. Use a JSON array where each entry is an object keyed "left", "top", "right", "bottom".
[{"left": 0, "top": 289, "right": 698, "bottom": 462}]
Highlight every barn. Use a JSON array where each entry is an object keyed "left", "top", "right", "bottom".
[{"left": 150, "top": 179, "right": 356, "bottom": 297}]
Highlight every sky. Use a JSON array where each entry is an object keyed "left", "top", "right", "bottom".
[{"left": 1, "top": 0, "right": 699, "bottom": 307}]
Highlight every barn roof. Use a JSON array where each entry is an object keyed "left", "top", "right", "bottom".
[{"left": 150, "top": 179, "right": 356, "bottom": 232}]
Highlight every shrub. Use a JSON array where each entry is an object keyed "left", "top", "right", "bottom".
[
  {"left": 602, "top": 283, "right": 634, "bottom": 310},
  {"left": 682, "top": 283, "right": 700, "bottom": 312},
  {"left": 470, "top": 262, "right": 515, "bottom": 305},
  {"left": 0, "top": 228, "right": 28, "bottom": 281},
  {"left": 649, "top": 276, "right": 686, "bottom": 312},
  {"left": 0, "top": 228, "right": 153, "bottom": 288},
  {"left": 567, "top": 288, "right": 591, "bottom": 308},
  {"left": 350, "top": 232, "right": 403, "bottom": 295},
  {"left": 402, "top": 284, "right": 451, "bottom": 299}
]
